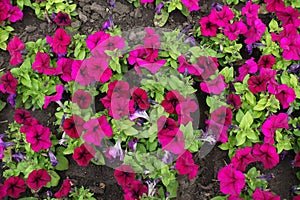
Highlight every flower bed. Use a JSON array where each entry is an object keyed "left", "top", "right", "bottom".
[{"left": 0, "top": 0, "right": 300, "bottom": 200}]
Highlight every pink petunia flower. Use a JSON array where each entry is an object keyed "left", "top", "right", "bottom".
[
  {"left": 49, "top": 28, "right": 71, "bottom": 55},
  {"left": 276, "top": 6, "right": 300, "bottom": 27},
  {"left": 123, "top": 180, "right": 148, "bottom": 200},
  {"left": 32, "top": 52, "right": 57, "bottom": 75},
  {"left": 294, "top": 151, "right": 300, "bottom": 167},
  {"left": 14, "top": 109, "right": 35, "bottom": 125},
  {"left": 177, "top": 55, "right": 203, "bottom": 76},
  {"left": 176, "top": 97, "right": 198, "bottom": 125},
  {"left": 200, "top": 75, "right": 227, "bottom": 94},
  {"left": 210, "top": 5, "right": 234, "bottom": 27},
  {"left": 271, "top": 24, "right": 298, "bottom": 43},
  {"left": 243, "top": 19, "right": 266, "bottom": 45},
  {"left": 7, "top": 6, "right": 23, "bottom": 22},
  {"left": 54, "top": 179, "right": 71, "bottom": 198},
  {"left": 252, "top": 143, "right": 279, "bottom": 169},
  {"left": 158, "top": 127, "right": 185, "bottom": 155},
  {"left": 72, "top": 89, "right": 92, "bottom": 109},
  {"left": 176, "top": 150, "right": 198, "bottom": 179},
  {"left": 43, "top": 84, "right": 64, "bottom": 109},
  {"left": 210, "top": 106, "right": 232, "bottom": 126},
  {"left": 275, "top": 84, "right": 296, "bottom": 109},
  {"left": 132, "top": 88, "right": 150, "bottom": 110},
  {"left": 26, "top": 169, "right": 51, "bottom": 191},
  {"left": 206, "top": 119, "right": 228, "bottom": 143},
  {"left": 224, "top": 20, "right": 248, "bottom": 41},
  {"left": 236, "top": 58, "right": 258, "bottom": 81},
  {"left": 241, "top": 1, "right": 260, "bottom": 25},
  {"left": 181, "top": 0, "right": 200, "bottom": 12},
  {"left": 280, "top": 36, "right": 300, "bottom": 61},
  {"left": 136, "top": 58, "right": 166, "bottom": 74},
  {"left": 161, "top": 90, "right": 184, "bottom": 114},
  {"left": 231, "top": 147, "right": 256, "bottom": 171},
  {"left": 0, "top": 71, "right": 18, "bottom": 94},
  {"left": 196, "top": 56, "right": 219, "bottom": 80},
  {"left": 53, "top": 11, "right": 71, "bottom": 26},
  {"left": 258, "top": 55, "right": 276, "bottom": 70},
  {"left": 0, "top": 184, "right": 6, "bottom": 200},
  {"left": 7, "top": 36, "right": 25, "bottom": 66},
  {"left": 226, "top": 93, "right": 242, "bottom": 109},
  {"left": 83, "top": 116, "right": 113, "bottom": 146},
  {"left": 248, "top": 75, "right": 268, "bottom": 94},
  {"left": 72, "top": 144, "right": 95, "bottom": 166},
  {"left": 199, "top": 16, "right": 219, "bottom": 37},
  {"left": 3, "top": 176, "right": 26, "bottom": 198},
  {"left": 144, "top": 27, "right": 161, "bottom": 49},
  {"left": 0, "top": 0, "right": 11, "bottom": 23},
  {"left": 114, "top": 165, "right": 136, "bottom": 186},
  {"left": 56, "top": 58, "right": 73, "bottom": 81},
  {"left": 217, "top": 164, "right": 246, "bottom": 196},
  {"left": 26, "top": 124, "right": 52, "bottom": 152},
  {"left": 252, "top": 188, "right": 280, "bottom": 200},
  {"left": 264, "top": 0, "right": 285, "bottom": 12},
  {"left": 86, "top": 31, "right": 110, "bottom": 51},
  {"left": 62, "top": 115, "right": 85, "bottom": 138}
]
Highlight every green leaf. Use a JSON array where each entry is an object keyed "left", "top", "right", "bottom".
[
  {"left": 154, "top": 9, "right": 169, "bottom": 27},
  {"left": 239, "top": 111, "right": 253, "bottom": 129},
  {"left": 18, "top": 198, "right": 39, "bottom": 200},
  {"left": 0, "top": 100, "right": 6, "bottom": 111},
  {"left": 253, "top": 97, "right": 267, "bottom": 111},
  {"left": 46, "top": 170, "right": 60, "bottom": 187},
  {"left": 55, "top": 154, "right": 69, "bottom": 171},
  {"left": 236, "top": 131, "right": 246, "bottom": 146}
]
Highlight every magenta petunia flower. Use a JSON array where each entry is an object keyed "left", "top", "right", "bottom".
[
  {"left": 132, "top": 88, "right": 150, "bottom": 110},
  {"left": 0, "top": 71, "right": 18, "bottom": 94},
  {"left": 157, "top": 116, "right": 178, "bottom": 133},
  {"left": 123, "top": 180, "right": 148, "bottom": 200},
  {"left": 252, "top": 188, "right": 280, "bottom": 200},
  {"left": 226, "top": 93, "right": 242, "bottom": 109},
  {"left": 217, "top": 164, "right": 246, "bottom": 196},
  {"left": 276, "top": 6, "right": 300, "bottom": 27},
  {"left": 0, "top": 0, "right": 10, "bottom": 23},
  {"left": 243, "top": 19, "right": 266, "bottom": 45},
  {"left": 128, "top": 46, "right": 147, "bottom": 66},
  {"left": 73, "top": 62, "right": 94, "bottom": 86},
  {"left": 224, "top": 20, "right": 247, "bottom": 41},
  {"left": 140, "top": 0, "right": 154, "bottom": 3},
  {"left": 211, "top": 106, "right": 232, "bottom": 126},
  {"left": 0, "top": 184, "right": 6, "bottom": 200},
  {"left": 241, "top": 1, "right": 260, "bottom": 25},
  {"left": 72, "top": 144, "right": 95, "bottom": 166},
  {"left": 53, "top": 11, "right": 71, "bottom": 26},
  {"left": 262, "top": 113, "right": 289, "bottom": 144},
  {"left": 175, "top": 150, "right": 198, "bottom": 179},
  {"left": 271, "top": 24, "right": 298, "bottom": 43},
  {"left": 26, "top": 124, "right": 52, "bottom": 152},
  {"left": 71, "top": 59, "right": 83, "bottom": 80},
  {"left": 248, "top": 74, "right": 268, "bottom": 94},
  {"left": 54, "top": 179, "right": 71, "bottom": 198},
  {"left": 158, "top": 127, "right": 185, "bottom": 155},
  {"left": 7, "top": 36, "right": 25, "bottom": 66},
  {"left": 176, "top": 97, "right": 198, "bottom": 125},
  {"left": 43, "top": 84, "right": 64, "bottom": 109},
  {"left": 83, "top": 116, "right": 113, "bottom": 146},
  {"left": 252, "top": 143, "right": 279, "bottom": 169},
  {"left": 7, "top": 6, "right": 23, "bottom": 22},
  {"left": 26, "top": 169, "right": 51, "bottom": 191},
  {"left": 3, "top": 176, "right": 26, "bottom": 198},
  {"left": 136, "top": 58, "right": 166, "bottom": 74},
  {"left": 264, "top": 0, "right": 285, "bottom": 12},
  {"left": 72, "top": 89, "right": 92, "bottom": 109},
  {"left": 181, "top": 0, "right": 200, "bottom": 12},
  {"left": 231, "top": 147, "right": 256, "bottom": 172},
  {"left": 14, "top": 109, "right": 33, "bottom": 125},
  {"left": 56, "top": 58, "right": 73, "bottom": 82},
  {"left": 275, "top": 84, "right": 296, "bottom": 109},
  {"left": 210, "top": 5, "right": 234, "bottom": 27},
  {"left": 32, "top": 52, "right": 52, "bottom": 74},
  {"left": 144, "top": 27, "right": 161, "bottom": 49},
  {"left": 200, "top": 75, "right": 227, "bottom": 94},
  {"left": 206, "top": 119, "right": 228, "bottom": 143},
  {"left": 50, "top": 28, "right": 71, "bottom": 55},
  {"left": 86, "top": 31, "right": 110, "bottom": 51},
  {"left": 161, "top": 90, "right": 185, "bottom": 114},
  {"left": 177, "top": 55, "right": 203, "bottom": 76},
  {"left": 280, "top": 36, "right": 300, "bottom": 61},
  {"left": 258, "top": 55, "right": 276, "bottom": 70},
  {"left": 199, "top": 16, "right": 219, "bottom": 37},
  {"left": 196, "top": 56, "right": 219, "bottom": 80},
  {"left": 236, "top": 58, "right": 258, "bottom": 81},
  {"left": 63, "top": 115, "right": 85, "bottom": 138},
  {"left": 294, "top": 151, "right": 300, "bottom": 167},
  {"left": 114, "top": 165, "right": 136, "bottom": 186},
  {"left": 94, "top": 35, "right": 125, "bottom": 56}
]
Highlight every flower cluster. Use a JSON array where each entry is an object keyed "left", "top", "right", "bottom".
[
  {"left": 7, "top": 36, "right": 25, "bottom": 66},
  {"left": 0, "top": 71, "right": 18, "bottom": 94},
  {"left": 0, "top": 0, "right": 23, "bottom": 23}
]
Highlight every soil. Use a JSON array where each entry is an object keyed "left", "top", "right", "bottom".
[{"left": 0, "top": 0, "right": 299, "bottom": 199}]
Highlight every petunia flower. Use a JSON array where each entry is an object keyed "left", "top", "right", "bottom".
[
  {"left": 43, "top": 84, "right": 64, "bottom": 109},
  {"left": 224, "top": 20, "right": 248, "bottom": 41},
  {"left": 276, "top": 6, "right": 300, "bottom": 27},
  {"left": 32, "top": 52, "right": 57, "bottom": 75},
  {"left": 210, "top": 106, "right": 232, "bottom": 126},
  {"left": 155, "top": 2, "right": 164, "bottom": 15},
  {"left": 210, "top": 5, "right": 234, "bottom": 27},
  {"left": 200, "top": 75, "right": 227, "bottom": 94},
  {"left": 161, "top": 90, "right": 184, "bottom": 114},
  {"left": 177, "top": 55, "right": 203, "bottom": 76},
  {"left": 196, "top": 56, "right": 219, "bottom": 80},
  {"left": 93, "top": 36, "right": 125, "bottom": 56},
  {"left": 48, "top": 150, "right": 59, "bottom": 166},
  {"left": 226, "top": 93, "right": 242, "bottom": 109},
  {"left": 205, "top": 119, "right": 228, "bottom": 143},
  {"left": 199, "top": 16, "right": 219, "bottom": 37},
  {"left": 12, "top": 152, "right": 26, "bottom": 162},
  {"left": 144, "top": 27, "right": 161, "bottom": 49},
  {"left": 0, "top": 184, "right": 6, "bottom": 200},
  {"left": 0, "top": 0, "right": 10, "bottom": 23},
  {"left": 280, "top": 36, "right": 300, "bottom": 61},
  {"left": 7, "top": 5, "right": 23, "bottom": 22},
  {"left": 217, "top": 164, "right": 246, "bottom": 196},
  {"left": 264, "top": 0, "right": 285, "bottom": 12},
  {"left": 252, "top": 188, "right": 280, "bottom": 200},
  {"left": 14, "top": 109, "right": 35, "bottom": 125},
  {"left": 252, "top": 143, "right": 279, "bottom": 169},
  {"left": 62, "top": 115, "right": 84, "bottom": 138},
  {"left": 123, "top": 180, "right": 148, "bottom": 200},
  {"left": 83, "top": 116, "right": 113, "bottom": 146},
  {"left": 136, "top": 58, "right": 166, "bottom": 74},
  {"left": 72, "top": 144, "right": 95, "bottom": 166},
  {"left": 241, "top": 1, "right": 260, "bottom": 25},
  {"left": 129, "top": 109, "right": 150, "bottom": 121},
  {"left": 26, "top": 125, "right": 52, "bottom": 152},
  {"left": 105, "top": 139, "right": 124, "bottom": 161},
  {"left": 176, "top": 97, "right": 198, "bottom": 125},
  {"left": 231, "top": 147, "right": 256, "bottom": 172},
  {"left": 132, "top": 88, "right": 150, "bottom": 110},
  {"left": 26, "top": 169, "right": 51, "bottom": 191},
  {"left": 114, "top": 165, "right": 136, "bottom": 186},
  {"left": 72, "top": 62, "right": 94, "bottom": 86},
  {"left": 72, "top": 89, "right": 92, "bottom": 109},
  {"left": 258, "top": 55, "right": 276, "bottom": 70},
  {"left": 243, "top": 19, "right": 266, "bottom": 45},
  {"left": 7, "top": 36, "right": 25, "bottom": 66},
  {"left": 181, "top": 0, "right": 200, "bottom": 12},
  {"left": 3, "top": 176, "right": 26, "bottom": 198},
  {"left": 0, "top": 134, "right": 15, "bottom": 159},
  {"left": 56, "top": 58, "right": 73, "bottom": 82},
  {"left": 102, "top": 15, "right": 114, "bottom": 31},
  {"left": 49, "top": 28, "right": 71, "bottom": 55},
  {"left": 0, "top": 71, "right": 18, "bottom": 94},
  {"left": 248, "top": 75, "right": 269, "bottom": 94},
  {"left": 271, "top": 24, "right": 298, "bottom": 43},
  {"left": 275, "top": 84, "right": 296, "bottom": 109},
  {"left": 53, "top": 11, "right": 71, "bottom": 26},
  {"left": 294, "top": 151, "right": 300, "bottom": 167},
  {"left": 54, "top": 179, "right": 72, "bottom": 198},
  {"left": 236, "top": 58, "right": 258, "bottom": 81},
  {"left": 175, "top": 150, "right": 198, "bottom": 179},
  {"left": 86, "top": 31, "right": 110, "bottom": 51},
  {"left": 158, "top": 127, "right": 185, "bottom": 155}
]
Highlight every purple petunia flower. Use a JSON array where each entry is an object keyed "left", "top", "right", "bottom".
[
  {"left": 7, "top": 93, "right": 16, "bottom": 108},
  {"left": 12, "top": 152, "right": 26, "bottom": 162},
  {"left": 48, "top": 150, "right": 59, "bottom": 166}
]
